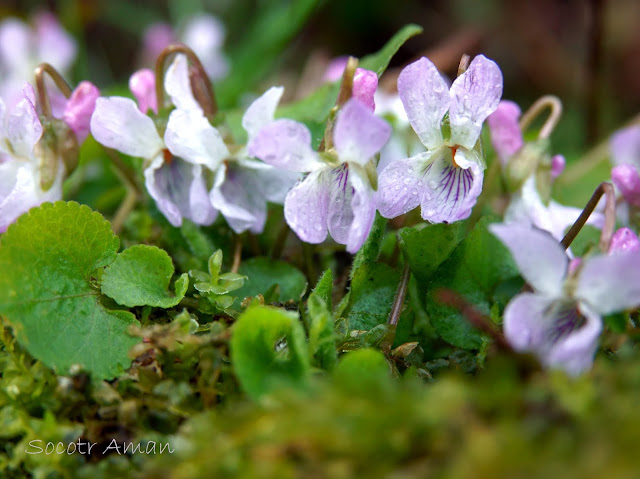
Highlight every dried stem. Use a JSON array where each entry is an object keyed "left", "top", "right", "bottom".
[
  {"left": 560, "top": 182, "right": 615, "bottom": 250},
  {"left": 155, "top": 44, "right": 217, "bottom": 118},
  {"left": 34, "top": 63, "right": 73, "bottom": 118},
  {"left": 380, "top": 264, "right": 411, "bottom": 353},
  {"left": 435, "top": 289, "right": 513, "bottom": 351},
  {"left": 231, "top": 236, "right": 243, "bottom": 274},
  {"left": 519, "top": 95, "right": 563, "bottom": 140}
]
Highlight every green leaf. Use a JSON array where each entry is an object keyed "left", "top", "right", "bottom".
[
  {"left": 216, "top": 0, "right": 321, "bottom": 108},
  {"left": 100, "top": 244, "right": 188, "bottom": 308},
  {"left": 230, "top": 306, "right": 310, "bottom": 400},
  {"left": 344, "top": 263, "right": 401, "bottom": 331},
  {"left": 399, "top": 222, "right": 466, "bottom": 286},
  {"left": 350, "top": 212, "right": 387, "bottom": 280},
  {"left": 309, "top": 269, "right": 333, "bottom": 311},
  {"left": 359, "top": 24, "right": 423, "bottom": 76},
  {"left": 334, "top": 348, "right": 391, "bottom": 393},
  {"left": 426, "top": 218, "right": 518, "bottom": 349},
  {"left": 307, "top": 294, "right": 337, "bottom": 371},
  {"left": 0, "top": 202, "right": 139, "bottom": 379},
  {"left": 236, "top": 257, "right": 307, "bottom": 302}
]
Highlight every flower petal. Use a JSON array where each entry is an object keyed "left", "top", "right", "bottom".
[
  {"left": 129, "top": 69, "right": 157, "bottom": 114},
  {"left": 5, "top": 87, "right": 43, "bottom": 159},
  {"left": 248, "top": 118, "right": 321, "bottom": 172},
  {"left": 144, "top": 156, "right": 216, "bottom": 227},
  {"left": 397, "top": 57, "right": 450, "bottom": 149},
  {"left": 576, "top": 252, "right": 640, "bottom": 315},
  {"left": 235, "top": 157, "right": 300, "bottom": 204},
  {"left": 486, "top": 100, "right": 523, "bottom": 165},
  {"left": 165, "top": 108, "right": 229, "bottom": 170},
  {"left": 284, "top": 169, "right": 330, "bottom": 244},
  {"left": 34, "top": 12, "right": 76, "bottom": 73},
  {"left": 504, "top": 293, "right": 601, "bottom": 376},
  {"left": 242, "top": 86, "right": 284, "bottom": 141},
  {"left": 345, "top": 164, "right": 376, "bottom": 253},
  {"left": 0, "top": 18, "right": 30, "bottom": 71},
  {"left": 419, "top": 153, "right": 484, "bottom": 223},
  {"left": 610, "top": 125, "right": 640, "bottom": 169},
  {"left": 210, "top": 161, "right": 265, "bottom": 234},
  {"left": 449, "top": 55, "right": 503, "bottom": 150},
  {"left": 489, "top": 222, "right": 568, "bottom": 296},
  {"left": 164, "top": 54, "right": 201, "bottom": 111},
  {"left": 333, "top": 98, "right": 391, "bottom": 164},
  {"left": 611, "top": 164, "right": 640, "bottom": 207},
  {"left": 63, "top": 81, "right": 100, "bottom": 143},
  {"left": 376, "top": 153, "right": 429, "bottom": 218},
  {"left": 90, "top": 97, "right": 164, "bottom": 158}
]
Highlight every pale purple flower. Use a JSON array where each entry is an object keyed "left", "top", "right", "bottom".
[
  {"left": 323, "top": 57, "right": 349, "bottom": 82},
  {"left": 172, "top": 86, "right": 300, "bottom": 234},
  {"left": 491, "top": 223, "right": 640, "bottom": 375},
  {"left": 609, "top": 227, "right": 640, "bottom": 255},
  {"left": 141, "top": 15, "right": 228, "bottom": 80},
  {"left": 250, "top": 98, "right": 391, "bottom": 253},
  {"left": 0, "top": 12, "right": 76, "bottom": 107},
  {"left": 90, "top": 54, "right": 218, "bottom": 227},
  {"left": 377, "top": 55, "right": 503, "bottom": 223},
  {"left": 0, "top": 84, "right": 63, "bottom": 232},
  {"left": 610, "top": 126, "right": 640, "bottom": 207}
]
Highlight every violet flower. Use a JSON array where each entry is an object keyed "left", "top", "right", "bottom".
[
  {"left": 491, "top": 223, "right": 640, "bottom": 375},
  {"left": 141, "top": 15, "right": 228, "bottom": 80},
  {"left": 377, "top": 55, "right": 503, "bottom": 223},
  {"left": 0, "top": 84, "right": 63, "bottom": 232},
  {"left": 609, "top": 227, "right": 640, "bottom": 255},
  {"left": 90, "top": 54, "right": 219, "bottom": 227},
  {"left": 0, "top": 12, "right": 76, "bottom": 107},
  {"left": 488, "top": 100, "right": 602, "bottom": 241},
  {"left": 250, "top": 98, "right": 391, "bottom": 253}
]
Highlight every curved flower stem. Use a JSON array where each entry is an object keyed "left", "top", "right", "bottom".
[
  {"left": 154, "top": 44, "right": 218, "bottom": 118},
  {"left": 319, "top": 56, "right": 358, "bottom": 152},
  {"left": 519, "top": 95, "right": 563, "bottom": 140},
  {"left": 34, "top": 63, "right": 73, "bottom": 118},
  {"left": 435, "top": 289, "right": 513, "bottom": 352},
  {"left": 102, "top": 148, "right": 142, "bottom": 235},
  {"left": 560, "top": 182, "right": 615, "bottom": 251}
]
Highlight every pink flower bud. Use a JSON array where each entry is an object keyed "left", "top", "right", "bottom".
[
  {"left": 129, "top": 69, "right": 157, "bottom": 114},
  {"left": 352, "top": 68, "right": 377, "bottom": 112},
  {"left": 487, "top": 100, "right": 523, "bottom": 166},
  {"left": 568, "top": 257, "right": 582, "bottom": 275},
  {"left": 611, "top": 164, "right": 640, "bottom": 207},
  {"left": 609, "top": 227, "right": 640, "bottom": 255},
  {"left": 550, "top": 154, "right": 565, "bottom": 180},
  {"left": 62, "top": 81, "right": 99, "bottom": 143}
]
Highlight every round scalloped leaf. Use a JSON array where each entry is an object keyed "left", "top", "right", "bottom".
[
  {"left": 100, "top": 244, "right": 188, "bottom": 308},
  {"left": 230, "top": 306, "right": 310, "bottom": 400},
  {"left": 0, "top": 201, "right": 139, "bottom": 379}
]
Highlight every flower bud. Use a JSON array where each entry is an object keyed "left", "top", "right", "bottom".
[
  {"left": 609, "top": 227, "right": 640, "bottom": 255},
  {"left": 504, "top": 140, "right": 547, "bottom": 193},
  {"left": 550, "top": 154, "right": 565, "bottom": 180},
  {"left": 611, "top": 164, "right": 640, "bottom": 207},
  {"left": 352, "top": 68, "right": 377, "bottom": 112},
  {"left": 487, "top": 100, "right": 523, "bottom": 166},
  {"left": 129, "top": 69, "right": 157, "bottom": 114},
  {"left": 63, "top": 81, "right": 99, "bottom": 143}
]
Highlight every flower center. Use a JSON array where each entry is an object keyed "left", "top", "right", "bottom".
[
  {"left": 450, "top": 146, "right": 459, "bottom": 168},
  {"left": 163, "top": 149, "right": 173, "bottom": 165}
]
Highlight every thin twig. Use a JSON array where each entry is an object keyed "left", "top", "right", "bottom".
[
  {"left": 560, "top": 182, "right": 615, "bottom": 250},
  {"left": 519, "top": 95, "right": 563, "bottom": 140},
  {"left": 155, "top": 44, "right": 217, "bottom": 118},
  {"left": 435, "top": 289, "right": 513, "bottom": 351},
  {"left": 34, "top": 63, "right": 73, "bottom": 118},
  {"left": 231, "top": 236, "right": 242, "bottom": 274},
  {"left": 380, "top": 263, "right": 411, "bottom": 354}
]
